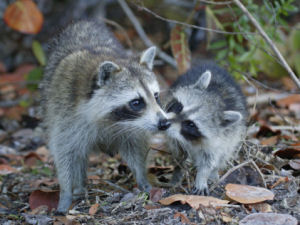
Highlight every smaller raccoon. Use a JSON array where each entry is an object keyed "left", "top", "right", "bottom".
[{"left": 163, "top": 62, "right": 248, "bottom": 195}]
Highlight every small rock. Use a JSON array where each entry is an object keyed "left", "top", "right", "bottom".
[
  {"left": 0, "top": 145, "right": 17, "bottom": 155},
  {"left": 0, "top": 129, "right": 8, "bottom": 142},
  {"left": 120, "top": 192, "right": 135, "bottom": 202},
  {"left": 22, "top": 214, "right": 53, "bottom": 225},
  {"left": 239, "top": 213, "right": 297, "bottom": 225}
]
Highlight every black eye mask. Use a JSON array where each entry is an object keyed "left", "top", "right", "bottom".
[
  {"left": 180, "top": 120, "right": 202, "bottom": 141},
  {"left": 166, "top": 99, "right": 183, "bottom": 114}
]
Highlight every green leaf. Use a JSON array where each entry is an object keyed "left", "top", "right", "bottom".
[
  {"left": 26, "top": 67, "right": 43, "bottom": 91},
  {"left": 32, "top": 40, "right": 46, "bottom": 66},
  {"left": 208, "top": 40, "right": 227, "bottom": 50},
  {"left": 216, "top": 49, "right": 228, "bottom": 60}
]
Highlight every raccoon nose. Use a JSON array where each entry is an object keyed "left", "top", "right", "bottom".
[{"left": 158, "top": 119, "right": 171, "bottom": 130}]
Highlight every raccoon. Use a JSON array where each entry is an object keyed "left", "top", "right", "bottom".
[
  {"left": 163, "top": 62, "right": 248, "bottom": 195},
  {"left": 40, "top": 20, "right": 171, "bottom": 213}
]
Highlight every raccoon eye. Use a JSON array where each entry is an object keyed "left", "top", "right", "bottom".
[
  {"left": 187, "top": 121, "right": 195, "bottom": 127},
  {"left": 129, "top": 98, "right": 145, "bottom": 111},
  {"left": 181, "top": 120, "right": 202, "bottom": 141},
  {"left": 167, "top": 100, "right": 183, "bottom": 114}
]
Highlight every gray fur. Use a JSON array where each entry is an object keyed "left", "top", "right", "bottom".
[
  {"left": 40, "top": 20, "right": 167, "bottom": 213},
  {"left": 163, "top": 62, "right": 248, "bottom": 195}
]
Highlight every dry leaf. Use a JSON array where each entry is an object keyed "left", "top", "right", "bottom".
[
  {"left": 24, "top": 152, "right": 43, "bottom": 167},
  {"left": 170, "top": 25, "right": 191, "bottom": 74},
  {"left": 270, "top": 177, "right": 289, "bottom": 189},
  {"left": 221, "top": 212, "right": 232, "bottom": 223},
  {"left": 225, "top": 184, "right": 274, "bottom": 204},
  {"left": 29, "top": 190, "right": 59, "bottom": 210},
  {"left": 144, "top": 204, "right": 161, "bottom": 210},
  {"left": 0, "top": 164, "right": 18, "bottom": 175},
  {"left": 149, "top": 187, "right": 165, "bottom": 203},
  {"left": 88, "top": 203, "right": 99, "bottom": 216},
  {"left": 276, "top": 94, "right": 300, "bottom": 107},
  {"left": 174, "top": 212, "right": 192, "bottom": 224},
  {"left": 255, "top": 125, "right": 281, "bottom": 138},
  {"left": 246, "top": 203, "right": 272, "bottom": 213},
  {"left": 274, "top": 147, "right": 300, "bottom": 159},
  {"left": 4, "top": 0, "right": 44, "bottom": 34},
  {"left": 159, "top": 194, "right": 229, "bottom": 210},
  {"left": 260, "top": 136, "right": 278, "bottom": 146},
  {"left": 239, "top": 213, "right": 297, "bottom": 225}
]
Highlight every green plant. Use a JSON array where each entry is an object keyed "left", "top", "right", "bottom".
[{"left": 206, "top": 0, "right": 298, "bottom": 78}]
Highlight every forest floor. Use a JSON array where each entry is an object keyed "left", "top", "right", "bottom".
[{"left": 0, "top": 63, "right": 299, "bottom": 225}]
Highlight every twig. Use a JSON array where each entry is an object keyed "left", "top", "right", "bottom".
[
  {"left": 247, "top": 92, "right": 290, "bottom": 105},
  {"left": 117, "top": 0, "right": 176, "bottom": 67},
  {"left": 138, "top": 4, "right": 256, "bottom": 35},
  {"left": 250, "top": 159, "right": 266, "bottom": 188},
  {"left": 103, "top": 180, "right": 130, "bottom": 193},
  {"left": 232, "top": 0, "right": 300, "bottom": 90},
  {"left": 198, "top": 0, "right": 234, "bottom": 5},
  {"left": 100, "top": 17, "right": 133, "bottom": 49},
  {"left": 209, "top": 160, "right": 251, "bottom": 191},
  {"left": 213, "top": 203, "right": 240, "bottom": 208}
]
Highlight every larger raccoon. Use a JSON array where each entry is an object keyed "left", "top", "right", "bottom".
[
  {"left": 163, "top": 62, "right": 248, "bottom": 194},
  {"left": 40, "top": 20, "right": 171, "bottom": 213}
]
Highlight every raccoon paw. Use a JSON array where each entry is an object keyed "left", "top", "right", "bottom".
[{"left": 191, "top": 186, "right": 210, "bottom": 196}]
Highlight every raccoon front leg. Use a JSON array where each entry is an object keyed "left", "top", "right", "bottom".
[
  {"left": 192, "top": 154, "right": 216, "bottom": 195},
  {"left": 72, "top": 154, "right": 88, "bottom": 200},
  {"left": 52, "top": 143, "right": 88, "bottom": 214},
  {"left": 119, "top": 143, "right": 151, "bottom": 192},
  {"left": 53, "top": 150, "right": 74, "bottom": 214}
]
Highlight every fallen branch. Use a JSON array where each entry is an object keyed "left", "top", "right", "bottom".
[
  {"left": 117, "top": 0, "right": 176, "bottom": 68},
  {"left": 232, "top": 0, "right": 300, "bottom": 90},
  {"left": 247, "top": 92, "right": 290, "bottom": 105}
]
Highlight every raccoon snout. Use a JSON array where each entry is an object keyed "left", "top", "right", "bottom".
[{"left": 158, "top": 119, "right": 171, "bottom": 130}]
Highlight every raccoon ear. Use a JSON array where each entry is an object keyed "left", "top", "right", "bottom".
[
  {"left": 140, "top": 46, "right": 156, "bottom": 70},
  {"left": 222, "top": 111, "right": 242, "bottom": 126},
  {"left": 97, "top": 61, "right": 120, "bottom": 86},
  {"left": 193, "top": 70, "right": 212, "bottom": 89}
]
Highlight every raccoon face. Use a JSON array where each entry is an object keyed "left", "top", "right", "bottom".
[
  {"left": 83, "top": 46, "right": 170, "bottom": 132},
  {"left": 165, "top": 70, "right": 242, "bottom": 146}
]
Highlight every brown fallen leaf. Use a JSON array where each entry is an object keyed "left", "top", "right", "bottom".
[
  {"left": 276, "top": 94, "right": 300, "bottom": 108},
  {"left": 170, "top": 25, "right": 191, "bottom": 74},
  {"left": 29, "top": 190, "right": 59, "bottom": 211},
  {"left": 225, "top": 184, "right": 274, "bottom": 204},
  {"left": 0, "top": 164, "right": 18, "bottom": 175},
  {"left": 24, "top": 152, "right": 43, "bottom": 167},
  {"left": 260, "top": 135, "right": 278, "bottom": 146},
  {"left": 255, "top": 125, "right": 281, "bottom": 138},
  {"left": 270, "top": 176, "right": 289, "bottom": 189},
  {"left": 159, "top": 194, "right": 229, "bottom": 210},
  {"left": 144, "top": 204, "right": 161, "bottom": 210},
  {"left": 89, "top": 203, "right": 99, "bottom": 216},
  {"left": 239, "top": 213, "right": 297, "bottom": 225},
  {"left": 3, "top": 0, "right": 44, "bottom": 34},
  {"left": 149, "top": 187, "right": 165, "bottom": 203},
  {"left": 174, "top": 212, "right": 192, "bottom": 224},
  {"left": 274, "top": 147, "right": 300, "bottom": 159},
  {"left": 221, "top": 212, "right": 232, "bottom": 223},
  {"left": 35, "top": 146, "right": 50, "bottom": 162},
  {"left": 246, "top": 203, "right": 272, "bottom": 213},
  {"left": 30, "top": 178, "right": 58, "bottom": 189}
]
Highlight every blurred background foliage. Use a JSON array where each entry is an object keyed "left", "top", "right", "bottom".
[{"left": 0, "top": 0, "right": 299, "bottom": 93}]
